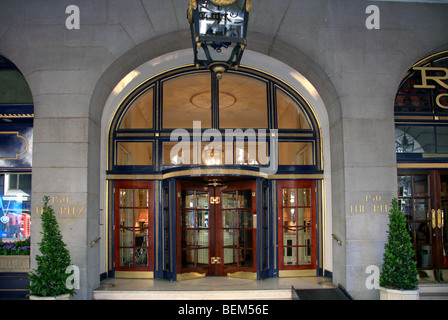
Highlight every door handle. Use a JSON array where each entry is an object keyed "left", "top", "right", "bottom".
[
  {"left": 437, "top": 209, "right": 444, "bottom": 229},
  {"left": 432, "top": 209, "right": 436, "bottom": 229},
  {"left": 211, "top": 257, "right": 221, "bottom": 264},
  {"left": 442, "top": 210, "right": 445, "bottom": 228}
]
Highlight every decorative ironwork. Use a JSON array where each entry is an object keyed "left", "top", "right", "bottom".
[
  {"left": 188, "top": 0, "right": 250, "bottom": 79},
  {"left": 187, "top": 0, "right": 197, "bottom": 24}
]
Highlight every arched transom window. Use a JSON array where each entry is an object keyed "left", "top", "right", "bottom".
[{"left": 108, "top": 66, "right": 321, "bottom": 175}]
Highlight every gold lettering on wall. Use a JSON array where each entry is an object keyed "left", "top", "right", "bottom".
[
  {"left": 349, "top": 195, "right": 389, "bottom": 214},
  {"left": 350, "top": 205, "right": 366, "bottom": 213},
  {"left": 413, "top": 67, "right": 448, "bottom": 109},
  {"left": 413, "top": 67, "right": 448, "bottom": 90},
  {"left": 34, "top": 196, "right": 86, "bottom": 216}
]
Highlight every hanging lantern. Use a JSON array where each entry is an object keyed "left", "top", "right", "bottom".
[{"left": 188, "top": 0, "right": 251, "bottom": 80}]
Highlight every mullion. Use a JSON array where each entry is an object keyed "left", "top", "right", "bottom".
[
  {"left": 211, "top": 71, "right": 219, "bottom": 129},
  {"left": 237, "top": 207, "right": 241, "bottom": 267},
  {"left": 283, "top": 188, "right": 304, "bottom": 266},
  {"left": 294, "top": 188, "right": 299, "bottom": 258},
  {"left": 194, "top": 208, "right": 199, "bottom": 267},
  {"left": 132, "top": 188, "right": 137, "bottom": 267},
  {"left": 193, "top": 191, "right": 199, "bottom": 267}
]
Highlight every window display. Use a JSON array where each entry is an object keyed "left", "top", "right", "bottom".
[
  {"left": 0, "top": 56, "right": 33, "bottom": 246},
  {"left": 0, "top": 174, "right": 31, "bottom": 242}
]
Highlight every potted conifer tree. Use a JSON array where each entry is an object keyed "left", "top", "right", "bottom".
[
  {"left": 27, "top": 196, "right": 76, "bottom": 300},
  {"left": 379, "top": 198, "right": 419, "bottom": 300}
]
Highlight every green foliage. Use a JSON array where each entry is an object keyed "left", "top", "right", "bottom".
[
  {"left": 26, "top": 196, "right": 75, "bottom": 297},
  {"left": 379, "top": 198, "right": 418, "bottom": 290},
  {"left": 0, "top": 239, "right": 30, "bottom": 255}
]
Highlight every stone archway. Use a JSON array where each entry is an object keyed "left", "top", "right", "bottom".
[{"left": 91, "top": 34, "right": 341, "bottom": 287}]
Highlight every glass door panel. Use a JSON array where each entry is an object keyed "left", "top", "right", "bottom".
[
  {"left": 398, "top": 171, "right": 448, "bottom": 282},
  {"left": 441, "top": 174, "right": 448, "bottom": 270},
  {"left": 398, "top": 174, "right": 433, "bottom": 272},
  {"left": 177, "top": 181, "right": 214, "bottom": 276},
  {"left": 216, "top": 181, "right": 257, "bottom": 275},
  {"left": 433, "top": 172, "right": 448, "bottom": 280},
  {"left": 222, "top": 192, "right": 236, "bottom": 209},
  {"left": 114, "top": 181, "right": 154, "bottom": 272},
  {"left": 177, "top": 180, "right": 257, "bottom": 277},
  {"left": 239, "top": 210, "right": 253, "bottom": 228},
  {"left": 119, "top": 188, "right": 133, "bottom": 206},
  {"left": 278, "top": 180, "right": 316, "bottom": 270}
]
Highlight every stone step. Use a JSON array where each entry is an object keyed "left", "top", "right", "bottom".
[
  {"left": 419, "top": 283, "right": 448, "bottom": 300},
  {"left": 93, "top": 289, "right": 293, "bottom": 300}
]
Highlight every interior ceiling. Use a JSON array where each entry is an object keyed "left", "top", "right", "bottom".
[{"left": 162, "top": 72, "right": 268, "bottom": 128}]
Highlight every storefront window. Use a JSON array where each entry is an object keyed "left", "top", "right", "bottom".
[
  {"left": 0, "top": 174, "right": 31, "bottom": 241},
  {"left": 395, "top": 125, "right": 448, "bottom": 154},
  {"left": 0, "top": 56, "right": 33, "bottom": 246},
  {"left": 395, "top": 126, "right": 435, "bottom": 153},
  {"left": 436, "top": 126, "right": 448, "bottom": 153},
  {"left": 395, "top": 51, "right": 448, "bottom": 158}
]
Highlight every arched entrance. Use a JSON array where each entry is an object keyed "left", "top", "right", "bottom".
[
  {"left": 395, "top": 50, "right": 448, "bottom": 282},
  {"left": 101, "top": 50, "right": 331, "bottom": 281},
  {"left": 0, "top": 55, "right": 34, "bottom": 298}
]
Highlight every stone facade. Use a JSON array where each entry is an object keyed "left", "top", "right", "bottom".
[{"left": 1, "top": 0, "right": 447, "bottom": 299}]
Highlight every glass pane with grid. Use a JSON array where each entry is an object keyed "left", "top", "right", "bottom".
[
  {"left": 118, "top": 187, "right": 150, "bottom": 268},
  {"left": 282, "top": 187, "right": 312, "bottom": 266},
  {"left": 222, "top": 190, "right": 254, "bottom": 268},
  {"left": 397, "top": 174, "right": 432, "bottom": 268},
  {"left": 181, "top": 191, "right": 210, "bottom": 270}
]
